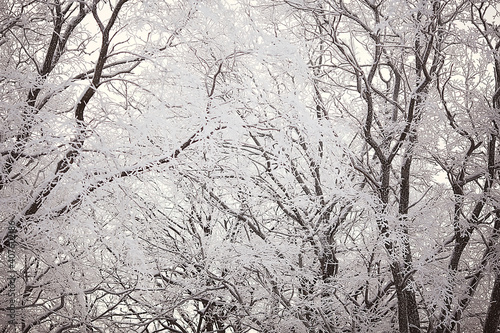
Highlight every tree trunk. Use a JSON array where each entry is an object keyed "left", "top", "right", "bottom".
[{"left": 484, "top": 273, "right": 500, "bottom": 333}]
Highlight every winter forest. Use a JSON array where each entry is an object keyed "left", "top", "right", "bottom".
[{"left": 1, "top": 0, "right": 500, "bottom": 332}]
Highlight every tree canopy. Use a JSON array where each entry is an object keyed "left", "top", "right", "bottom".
[{"left": 1, "top": 0, "right": 500, "bottom": 332}]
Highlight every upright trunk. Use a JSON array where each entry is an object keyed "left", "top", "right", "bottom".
[
  {"left": 483, "top": 215, "right": 500, "bottom": 333},
  {"left": 399, "top": 142, "right": 420, "bottom": 333},
  {"left": 483, "top": 273, "right": 500, "bottom": 333},
  {"left": 378, "top": 161, "right": 420, "bottom": 333}
]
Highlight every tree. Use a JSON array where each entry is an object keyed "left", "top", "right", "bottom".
[
  {"left": 272, "top": 0, "right": 500, "bottom": 332},
  {"left": 0, "top": 0, "right": 221, "bottom": 331},
  {"left": 2, "top": 0, "right": 500, "bottom": 332}
]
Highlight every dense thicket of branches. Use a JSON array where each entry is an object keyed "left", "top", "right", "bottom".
[{"left": 1, "top": 0, "right": 499, "bottom": 332}]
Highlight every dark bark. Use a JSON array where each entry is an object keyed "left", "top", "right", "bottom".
[{"left": 484, "top": 273, "right": 500, "bottom": 333}]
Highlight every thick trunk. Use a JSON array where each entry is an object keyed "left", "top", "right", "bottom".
[
  {"left": 400, "top": 151, "right": 421, "bottom": 333},
  {"left": 391, "top": 262, "right": 410, "bottom": 333},
  {"left": 483, "top": 273, "right": 500, "bottom": 333}
]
